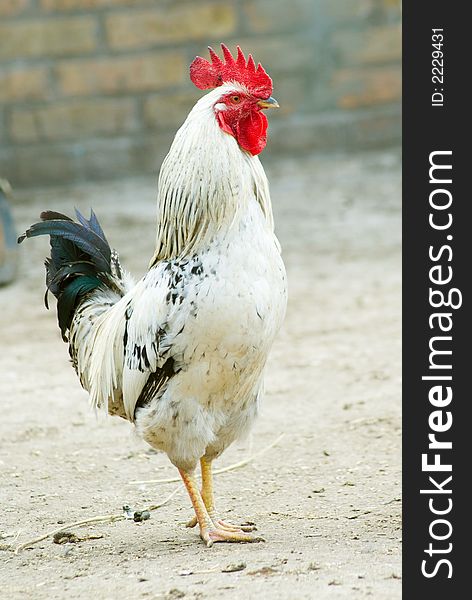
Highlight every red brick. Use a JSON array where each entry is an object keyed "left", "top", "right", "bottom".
[
  {"left": 0, "top": 67, "right": 49, "bottom": 102},
  {"left": 0, "top": 18, "right": 97, "bottom": 60},
  {"left": 9, "top": 111, "right": 41, "bottom": 143},
  {"left": 9, "top": 98, "right": 138, "bottom": 142},
  {"left": 268, "top": 73, "right": 307, "bottom": 117},
  {"left": 0, "top": 0, "right": 30, "bottom": 17},
  {"left": 315, "top": 0, "right": 400, "bottom": 23},
  {"left": 143, "top": 91, "right": 203, "bottom": 130},
  {"left": 0, "top": 131, "right": 175, "bottom": 186},
  {"left": 56, "top": 52, "right": 186, "bottom": 96},
  {"left": 315, "top": 0, "right": 375, "bottom": 22},
  {"left": 332, "top": 66, "right": 401, "bottom": 109},
  {"left": 40, "top": 0, "right": 151, "bottom": 10},
  {"left": 105, "top": 4, "right": 236, "bottom": 49},
  {"left": 242, "top": 0, "right": 315, "bottom": 34},
  {"left": 333, "top": 24, "right": 401, "bottom": 65}
]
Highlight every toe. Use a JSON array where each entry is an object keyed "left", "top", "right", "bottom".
[
  {"left": 214, "top": 519, "right": 255, "bottom": 533},
  {"left": 207, "top": 528, "right": 264, "bottom": 544},
  {"left": 239, "top": 522, "right": 258, "bottom": 532},
  {"left": 208, "top": 513, "right": 257, "bottom": 533}
]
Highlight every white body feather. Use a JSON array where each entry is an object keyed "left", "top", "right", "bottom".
[{"left": 69, "top": 86, "right": 287, "bottom": 470}]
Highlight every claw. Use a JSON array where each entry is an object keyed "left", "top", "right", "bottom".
[{"left": 213, "top": 518, "right": 257, "bottom": 533}]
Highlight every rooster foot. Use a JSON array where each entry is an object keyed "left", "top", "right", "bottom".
[
  {"left": 200, "top": 524, "right": 264, "bottom": 547},
  {"left": 179, "top": 465, "right": 261, "bottom": 546}
]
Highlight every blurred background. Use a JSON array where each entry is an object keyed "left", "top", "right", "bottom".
[{"left": 0, "top": 0, "right": 401, "bottom": 186}]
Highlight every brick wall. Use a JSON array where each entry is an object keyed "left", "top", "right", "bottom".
[{"left": 0, "top": 0, "right": 401, "bottom": 186}]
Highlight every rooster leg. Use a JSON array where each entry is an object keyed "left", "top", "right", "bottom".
[
  {"left": 179, "top": 468, "right": 262, "bottom": 546},
  {"left": 185, "top": 457, "right": 257, "bottom": 533}
]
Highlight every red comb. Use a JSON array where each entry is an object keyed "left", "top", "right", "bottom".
[{"left": 190, "top": 44, "right": 273, "bottom": 98}]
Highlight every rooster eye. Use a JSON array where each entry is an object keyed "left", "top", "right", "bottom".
[{"left": 230, "top": 95, "right": 241, "bottom": 104}]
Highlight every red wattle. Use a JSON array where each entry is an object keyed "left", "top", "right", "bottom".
[{"left": 219, "top": 110, "right": 268, "bottom": 156}]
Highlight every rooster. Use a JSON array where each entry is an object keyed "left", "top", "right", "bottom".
[{"left": 19, "top": 44, "right": 287, "bottom": 546}]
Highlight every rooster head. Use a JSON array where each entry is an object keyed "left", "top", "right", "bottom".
[{"left": 190, "top": 44, "right": 279, "bottom": 156}]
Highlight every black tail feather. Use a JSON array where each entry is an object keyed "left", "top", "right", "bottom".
[
  {"left": 20, "top": 219, "right": 111, "bottom": 273},
  {"left": 74, "top": 208, "right": 107, "bottom": 243},
  {"left": 40, "top": 210, "right": 73, "bottom": 222},
  {"left": 19, "top": 209, "right": 115, "bottom": 340}
]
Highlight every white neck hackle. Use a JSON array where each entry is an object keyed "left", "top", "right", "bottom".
[{"left": 150, "top": 85, "right": 274, "bottom": 266}]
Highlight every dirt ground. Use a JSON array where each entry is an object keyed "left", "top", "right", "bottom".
[{"left": 0, "top": 150, "right": 401, "bottom": 599}]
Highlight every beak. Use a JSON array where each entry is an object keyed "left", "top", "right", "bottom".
[{"left": 257, "top": 96, "right": 280, "bottom": 109}]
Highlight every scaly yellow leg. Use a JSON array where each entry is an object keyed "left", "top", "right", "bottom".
[
  {"left": 200, "top": 456, "right": 215, "bottom": 514},
  {"left": 179, "top": 467, "right": 261, "bottom": 546},
  {"left": 184, "top": 457, "right": 257, "bottom": 533}
]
